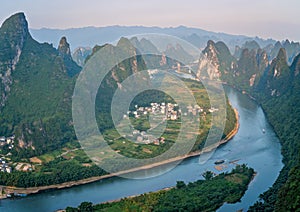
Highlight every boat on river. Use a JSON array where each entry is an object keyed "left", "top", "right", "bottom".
[{"left": 214, "top": 159, "right": 225, "bottom": 165}]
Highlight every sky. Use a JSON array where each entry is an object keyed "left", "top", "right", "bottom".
[{"left": 0, "top": 0, "right": 299, "bottom": 41}]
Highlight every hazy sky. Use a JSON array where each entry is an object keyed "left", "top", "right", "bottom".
[{"left": 0, "top": 0, "right": 299, "bottom": 41}]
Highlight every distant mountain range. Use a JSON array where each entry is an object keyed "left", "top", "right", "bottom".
[
  {"left": 30, "top": 25, "right": 276, "bottom": 52},
  {"left": 30, "top": 25, "right": 300, "bottom": 71}
]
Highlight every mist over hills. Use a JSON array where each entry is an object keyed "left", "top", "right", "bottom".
[
  {"left": 30, "top": 25, "right": 276, "bottom": 52},
  {"left": 31, "top": 25, "right": 300, "bottom": 71}
]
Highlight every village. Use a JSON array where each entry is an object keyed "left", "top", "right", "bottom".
[
  {"left": 123, "top": 102, "right": 218, "bottom": 145},
  {"left": 0, "top": 135, "right": 15, "bottom": 174},
  {"left": 126, "top": 102, "right": 182, "bottom": 120},
  {"left": 0, "top": 157, "right": 12, "bottom": 173},
  {"left": 0, "top": 135, "right": 35, "bottom": 174}
]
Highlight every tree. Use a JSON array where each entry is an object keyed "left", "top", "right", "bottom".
[
  {"left": 78, "top": 202, "right": 93, "bottom": 212},
  {"left": 176, "top": 181, "right": 186, "bottom": 189},
  {"left": 66, "top": 207, "right": 78, "bottom": 212},
  {"left": 202, "top": 171, "right": 214, "bottom": 180}
]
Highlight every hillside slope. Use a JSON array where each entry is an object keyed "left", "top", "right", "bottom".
[
  {"left": 0, "top": 13, "right": 81, "bottom": 157},
  {"left": 201, "top": 39, "right": 300, "bottom": 211}
]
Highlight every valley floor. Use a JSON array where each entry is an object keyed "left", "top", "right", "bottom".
[{"left": 0, "top": 110, "right": 239, "bottom": 199}]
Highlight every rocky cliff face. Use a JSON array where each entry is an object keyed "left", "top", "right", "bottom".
[
  {"left": 57, "top": 36, "right": 81, "bottom": 76},
  {"left": 0, "top": 13, "right": 30, "bottom": 107},
  {"left": 262, "top": 48, "right": 292, "bottom": 96},
  {"left": 202, "top": 40, "right": 220, "bottom": 69},
  {"left": 202, "top": 40, "right": 237, "bottom": 81},
  {"left": 282, "top": 39, "right": 300, "bottom": 64},
  {"left": 234, "top": 39, "right": 300, "bottom": 66},
  {"left": 291, "top": 53, "right": 300, "bottom": 77},
  {"left": 235, "top": 48, "right": 268, "bottom": 88},
  {"left": 58, "top": 36, "right": 71, "bottom": 57},
  {"left": 264, "top": 40, "right": 300, "bottom": 64},
  {"left": 200, "top": 38, "right": 300, "bottom": 94},
  {"left": 227, "top": 40, "right": 270, "bottom": 88},
  {"left": 0, "top": 13, "right": 81, "bottom": 155},
  {"left": 269, "top": 48, "right": 289, "bottom": 79},
  {"left": 234, "top": 40, "right": 260, "bottom": 58},
  {"left": 72, "top": 47, "right": 92, "bottom": 67}
]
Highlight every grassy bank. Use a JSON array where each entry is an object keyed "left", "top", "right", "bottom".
[{"left": 65, "top": 165, "right": 254, "bottom": 212}]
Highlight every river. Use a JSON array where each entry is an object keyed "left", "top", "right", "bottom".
[{"left": 0, "top": 87, "right": 283, "bottom": 212}]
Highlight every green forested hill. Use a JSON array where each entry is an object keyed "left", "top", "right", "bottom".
[
  {"left": 0, "top": 13, "right": 80, "bottom": 157},
  {"left": 249, "top": 56, "right": 300, "bottom": 211},
  {"left": 202, "top": 39, "right": 300, "bottom": 211}
]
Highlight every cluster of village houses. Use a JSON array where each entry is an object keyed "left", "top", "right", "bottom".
[
  {"left": 0, "top": 135, "right": 35, "bottom": 174},
  {"left": 123, "top": 102, "right": 218, "bottom": 145},
  {"left": 126, "top": 102, "right": 208, "bottom": 120},
  {"left": 124, "top": 102, "right": 181, "bottom": 120},
  {"left": 0, "top": 158, "right": 33, "bottom": 174},
  {"left": 0, "top": 157, "right": 12, "bottom": 173},
  {"left": 0, "top": 136, "right": 15, "bottom": 173},
  {"left": 0, "top": 135, "right": 15, "bottom": 150},
  {"left": 126, "top": 129, "right": 166, "bottom": 145}
]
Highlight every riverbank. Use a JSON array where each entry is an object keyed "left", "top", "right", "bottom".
[
  {"left": 0, "top": 110, "right": 239, "bottom": 200},
  {"left": 63, "top": 165, "right": 254, "bottom": 212}
]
